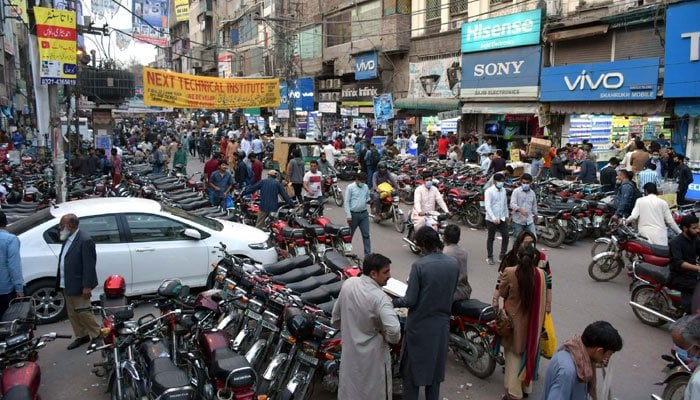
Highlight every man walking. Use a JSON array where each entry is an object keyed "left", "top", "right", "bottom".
[
  {"left": 674, "top": 154, "right": 693, "bottom": 205},
  {"left": 332, "top": 253, "right": 401, "bottom": 400},
  {"left": 612, "top": 170, "right": 638, "bottom": 220},
  {"left": 0, "top": 211, "right": 22, "bottom": 316},
  {"left": 541, "top": 321, "right": 623, "bottom": 400},
  {"left": 57, "top": 214, "right": 100, "bottom": 350},
  {"left": 110, "top": 148, "right": 122, "bottom": 188},
  {"left": 344, "top": 172, "right": 372, "bottom": 256},
  {"left": 208, "top": 161, "right": 234, "bottom": 208},
  {"left": 510, "top": 173, "right": 538, "bottom": 240},
  {"left": 241, "top": 170, "right": 294, "bottom": 229},
  {"left": 485, "top": 173, "right": 509, "bottom": 265},
  {"left": 393, "top": 227, "right": 459, "bottom": 400},
  {"left": 600, "top": 157, "right": 619, "bottom": 192},
  {"left": 443, "top": 224, "right": 471, "bottom": 302},
  {"left": 303, "top": 160, "right": 324, "bottom": 216},
  {"left": 477, "top": 137, "right": 493, "bottom": 164},
  {"left": 627, "top": 182, "right": 680, "bottom": 246}
]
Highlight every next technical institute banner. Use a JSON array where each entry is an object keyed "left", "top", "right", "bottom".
[{"left": 142, "top": 67, "right": 281, "bottom": 109}]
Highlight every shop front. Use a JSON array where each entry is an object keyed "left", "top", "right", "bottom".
[
  {"left": 540, "top": 57, "right": 665, "bottom": 161},
  {"left": 340, "top": 81, "right": 382, "bottom": 129}
]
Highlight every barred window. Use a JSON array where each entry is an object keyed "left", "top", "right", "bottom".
[
  {"left": 326, "top": 11, "right": 352, "bottom": 47},
  {"left": 384, "top": 0, "right": 411, "bottom": 16},
  {"left": 450, "top": 0, "right": 467, "bottom": 15},
  {"left": 426, "top": 0, "right": 440, "bottom": 20}
]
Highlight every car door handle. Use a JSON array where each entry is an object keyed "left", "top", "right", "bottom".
[{"left": 135, "top": 248, "right": 155, "bottom": 252}]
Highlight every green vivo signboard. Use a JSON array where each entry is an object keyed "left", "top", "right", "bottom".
[{"left": 461, "top": 9, "right": 542, "bottom": 54}]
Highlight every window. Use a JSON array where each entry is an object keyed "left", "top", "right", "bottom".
[
  {"left": 9, "top": 208, "right": 53, "bottom": 236},
  {"left": 124, "top": 214, "right": 190, "bottom": 242},
  {"left": 426, "top": 0, "right": 440, "bottom": 20},
  {"left": 298, "top": 25, "right": 322, "bottom": 60},
  {"left": 43, "top": 215, "right": 121, "bottom": 244},
  {"left": 383, "top": 0, "right": 411, "bottom": 15},
  {"left": 326, "top": 11, "right": 352, "bottom": 47},
  {"left": 239, "top": 13, "right": 257, "bottom": 44},
  {"left": 449, "top": 0, "right": 467, "bottom": 15},
  {"left": 352, "top": 1, "right": 381, "bottom": 42}
]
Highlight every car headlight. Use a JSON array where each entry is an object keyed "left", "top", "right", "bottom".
[{"left": 249, "top": 241, "right": 272, "bottom": 250}]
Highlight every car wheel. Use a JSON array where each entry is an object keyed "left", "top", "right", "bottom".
[{"left": 27, "top": 279, "right": 66, "bottom": 324}]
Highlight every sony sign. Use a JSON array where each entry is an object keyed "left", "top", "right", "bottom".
[
  {"left": 473, "top": 61, "right": 525, "bottom": 77},
  {"left": 460, "top": 45, "right": 541, "bottom": 100}
]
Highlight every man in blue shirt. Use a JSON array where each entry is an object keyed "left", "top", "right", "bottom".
[
  {"left": 11, "top": 131, "right": 24, "bottom": 152},
  {"left": 344, "top": 172, "right": 371, "bottom": 256},
  {"left": 612, "top": 169, "right": 638, "bottom": 219},
  {"left": 0, "top": 211, "right": 22, "bottom": 317},
  {"left": 541, "top": 321, "right": 623, "bottom": 400},
  {"left": 240, "top": 170, "right": 294, "bottom": 229},
  {"left": 208, "top": 161, "right": 234, "bottom": 208}
]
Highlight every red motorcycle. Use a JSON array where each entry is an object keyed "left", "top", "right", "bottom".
[
  {"left": 268, "top": 207, "right": 312, "bottom": 259},
  {"left": 588, "top": 223, "right": 671, "bottom": 282},
  {"left": 629, "top": 262, "right": 684, "bottom": 327},
  {"left": 449, "top": 299, "right": 503, "bottom": 378}
]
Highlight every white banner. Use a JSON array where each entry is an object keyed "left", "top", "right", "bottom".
[{"left": 318, "top": 102, "right": 337, "bottom": 113}]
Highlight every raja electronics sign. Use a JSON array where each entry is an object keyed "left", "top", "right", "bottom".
[
  {"left": 540, "top": 58, "right": 660, "bottom": 101},
  {"left": 460, "top": 45, "right": 541, "bottom": 100},
  {"left": 461, "top": 9, "right": 541, "bottom": 54},
  {"left": 664, "top": 1, "right": 700, "bottom": 98}
]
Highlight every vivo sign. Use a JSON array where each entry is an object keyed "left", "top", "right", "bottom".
[
  {"left": 664, "top": 1, "right": 700, "bottom": 98},
  {"left": 461, "top": 9, "right": 541, "bottom": 53},
  {"left": 355, "top": 52, "right": 378, "bottom": 80},
  {"left": 540, "top": 58, "right": 659, "bottom": 102}
]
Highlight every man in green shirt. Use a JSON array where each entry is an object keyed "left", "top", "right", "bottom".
[{"left": 173, "top": 142, "right": 188, "bottom": 174}]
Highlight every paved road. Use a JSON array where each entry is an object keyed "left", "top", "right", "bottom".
[{"left": 33, "top": 154, "right": 669, "bottom": 399}]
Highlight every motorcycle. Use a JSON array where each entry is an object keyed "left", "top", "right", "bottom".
[
  {"left": 322, "top": 172, "right": 344, "bottom": 207},
  {"left": 629, "top": 262, "right": 683, "bottom": 327},
  {"left": 372, "top": 186, "right": 406, "bottom": 233},
  {"left": 589, "top": 223, "right": 670, "bottom": 282},
  {"left": 449, "top": 298, "right": 503, "bottom": 378},
  {"left": 535, "top": 211, "right": 566, "bottom": 249},
  {"left": 653, "top": 348, "right": 693, "bottom": 400},
  {"left": 403, "top": 211, "right": 448, "bottom": 254}
]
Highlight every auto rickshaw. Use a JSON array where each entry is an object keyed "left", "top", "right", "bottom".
[{"left": 272, "top": 137, "right": 320, "bottom": 175}]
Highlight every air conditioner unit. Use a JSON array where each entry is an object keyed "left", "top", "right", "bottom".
[
  {"left": 318, "top": 80, "right": 326, "bottom": 90},
  {"left": 332, "top": 79, "right": 341, "bottom": 89},
  {"left": 331, "top": 92, "right": 341, "bottom": 101},
  {"left": 192, "top": 61, "right": 202, "bottom": 69},
  {"left": 449, "top": 18, "right": 465, "bottom": 31}
]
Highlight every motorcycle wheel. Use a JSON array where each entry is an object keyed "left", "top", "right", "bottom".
[
  {"left": 631, "top": 284, "right": 669, "bottom": 327},
  {"left": 333, "top": 187, "right": 344, "bottom": 207},
  {"left": 662, "top": 374, "right": 689, "bottom": 400},
  {"left": 464, "top": 205, "right": 484, "bottom": 228},
  {"left": 401, "top": 189, "right": 414, "bottom": 205},
  {"left": 563, "top": 220, "right": 581, "bottom": 245},
  {"left": 407, "top": 230, "right": 420, "bottom": 255},
  {"left": 109, "top": 370, "right": 143, "bottom": 400},
  {"left": 537, "top": 225, "right": 565, "bottom": 248},
  {"left": 457, "top": 326, "right": 496, "bottom": 379},
  {"left": 587, "top": 256, "right": 623, "bottom": 282},
  {"left": 393, "top": 209, "right": 406, "bottom": 233},
  {"left": 590, "top": 239, "right": 612, "bottom": 257}
]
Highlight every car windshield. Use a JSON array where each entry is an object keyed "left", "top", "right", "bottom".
[
  {"left": 161, "top": 204, "right": 223, "bottom": 231},
  {"left": 7, "top": 208, "right": 54, "bottom": 235}
]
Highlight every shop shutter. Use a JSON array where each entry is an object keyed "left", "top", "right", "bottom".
[
  {"left": 553, "top": 34, "right": 612, "bottom": 66},
  {"left": 613, "top": 26, "right": 665, "bottom": 62}
]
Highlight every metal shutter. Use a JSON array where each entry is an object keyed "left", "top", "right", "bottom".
[
  {"left": 553, "top": 34, "right": 612, "bottom": 66},
  {"left": 613, "top": 26, "right": 665, "bottom": 62}
]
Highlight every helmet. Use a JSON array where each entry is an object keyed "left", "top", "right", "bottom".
[
  {"left": 377, "top": 162, "right": 387, "bottom": 170},
  {"left": 103, "top": 275, "right": 126, "bottom": 298}
]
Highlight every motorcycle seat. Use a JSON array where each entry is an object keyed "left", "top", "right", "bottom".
[
  {"left": 324, "top": 251, "right": 354, "bottom": 271},
  {"left": 306, "top": 224, "right": 325, "bottom": 237},
  {"left": 211, "top": 348, "right": 256, "bottom": 388},
  {"left": 99, "top": 295, "right": 134, "bottom": 321},
  {"left": 324, "top": 223, "right": 349, "bottom": 236},
  {"left": 2, "top": 385, "right": 33, "bottom": 400},
  {"left": 317, "top": 299, "right": 336, "bottom": 316},
  {"left": 632, "top": 240, "right": 670, "bottom": 258},
  {"left": 636, "top": 263, "right": 670, "bottom": 284},
  {"left": 293, "top": 217, "right": 314, "bottom": 230},
  {"left": 149, "top": 358, "right": 193, "bottom": 396},
  {"left": 178, "top": 199, "right": 210, "bottom": 211},
  {"left": 452, "top": 299, "right": 496, "bottom": 322},
  {"left": 263, "top": 255, "right": 314, "bottom": 275},
  {"left": 272, "top": 264, "right": 324, "bottom": 284},
  {"left": 281, "top": 226, "right": 305, "bottom": 239},
  {"left": 300, "top": 280, "right": 344, "bottom": 305},
  {"left": 0, "top": 301, "right": 34, "bottom": 339},
  {"left": 157, "top": 182, "right": 186, "bottom": 191},
  {"left": 286, "top": 273, "right": 339, "bottom": 294}
]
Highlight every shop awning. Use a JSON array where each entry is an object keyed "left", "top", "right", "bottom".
[
  {"left": 548, "top": 100, "right": 668, "bottom": 115},
  {"left": 394, "top": 98, "right": 460, "bottom": 112},
  {"left": 674, "top": 99, "right": 700, "bottom": 117},
  {"left": 461, "top": 102, "right": 540, "bottom": 115}
]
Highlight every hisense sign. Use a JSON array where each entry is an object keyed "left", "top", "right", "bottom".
[{"left": 461, "top": 9, "right": 542, "bottom": 54}]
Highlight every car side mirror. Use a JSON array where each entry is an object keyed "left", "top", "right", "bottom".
[{"left": 183, "top": 228, "right": 202, "bottom": 240}]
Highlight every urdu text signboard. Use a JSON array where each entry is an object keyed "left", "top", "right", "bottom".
[
  {"left": 174, "top": 0, "right": 189, "bottom": 22},
  {"left": 34, "top": 7, "right": 77, "bottom": 85},
  {"left": 461, "top": 9, "right": 541, "bottom": 54},
  {"left": 142, "top": 67, "right": 280, "bottom": 109}
]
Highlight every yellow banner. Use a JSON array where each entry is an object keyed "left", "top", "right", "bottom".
[
  {"left": 174, "top": 0, "right": 189, "bottom": 22},
  {"left": 34, "top": 7, "right": 77, "bottom": 85},
  {"left": 142, "top": 67, "right": 280, "bottom": 109}
]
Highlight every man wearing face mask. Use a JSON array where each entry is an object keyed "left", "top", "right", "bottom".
[
  {"left": 510, "top": 174, "right": 538, "bottom": 242},
  {"left": 411, "top": 173, "right": 450, "bottom": 229},
  {"left": 344, "top": 172, "right": 372, "bottom": 256},
  {"left": 485, "top": 173, "right": 509, "bottom": 265},
  {"left": 645, "top": 149, "right": 665, "bottom": 179},
  {"left": 56, "top": 214, "right": 100, "bottom": 350},
  {"left": 549, "top": 148, "right": 568, "bottom": 180}
]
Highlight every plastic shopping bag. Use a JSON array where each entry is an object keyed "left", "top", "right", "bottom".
[
  {"left": 540, "top": 312, "right": 557, "bottom": 359},
  {"left": 225, "top": 194, "right": 234, "bottom": 209}
]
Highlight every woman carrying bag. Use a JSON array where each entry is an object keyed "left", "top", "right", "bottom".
[{"left": 493, "top": 244, "right": 551, "bottom": 400}]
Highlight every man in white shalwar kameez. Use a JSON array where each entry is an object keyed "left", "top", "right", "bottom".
[
  {"left": 626, "top": 182, "right": 681, "bottom": 246},
  {"left": 332, "top": 253, "right": 401, "bottom": 400},
  {"left": 411, "top": 172, "right": 450, "bottom": 228}
]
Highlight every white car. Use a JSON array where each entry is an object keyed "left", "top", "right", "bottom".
[{"left": 9, "top": 198, "right": 277, "bottom": 323}]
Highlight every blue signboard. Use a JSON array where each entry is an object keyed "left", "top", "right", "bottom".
[
  {"left": 460, "top": 45, "right": 541, "bottom": 99},
  {"left": 461, "top": 9, "right": 541, "bottom": 54},
  {"left": 373, "top": 93, "right": 394, "bottom": 121},
  {"left": 664, "top": 1, "right": 700, "bottom": 98},
  {"left": 540, "top": 58, "right": 659, "bottom": 102},
  {"left": 278, "top": 78, "right": 315, "bottom": 111},
  {"left": 687, "top": 173, "right": 700, "bottom": 201},
  {"left": 355, "top": 52, "right": 379, "bottom": 80}
]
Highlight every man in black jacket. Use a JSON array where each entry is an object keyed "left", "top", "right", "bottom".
[
  {"left": 669, "top": 214, "right": 700, "bottom": 313},
  {"left": 674, "top": 154, "right": 693, "bottom": 205},
  {"left": 549, "top": 148, "right": 568, "bottom": 179},
  {"left": 600, "top": 157, "right": 619, "bottom": 192},
  {"left": 56, "top": 214, "right": 100, "bottom": 350}
]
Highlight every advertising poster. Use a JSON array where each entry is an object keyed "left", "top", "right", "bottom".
[
  {"left": 132, "top": 0, "right": 169, "bottom": 46},
  {"left": 142, "top": 67, "right": 280, "bottom": 109},
  {"left": 9, "top": 0, "right": 28, "bottom": 24},
  {"left": 460, "top": 9, "right": 542, "bottom": 53},
  {"left": 174, "top": 0, "right": 189, "bottom": 22},
  {"left": 407, "top": 57, "right": 461, "bottom": 99},
  {"left": 34, "top": 7, "right": 77, "bottom": 85},
  {"left": 373, "top": 93, "right": 394, "bottom": 121}
]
